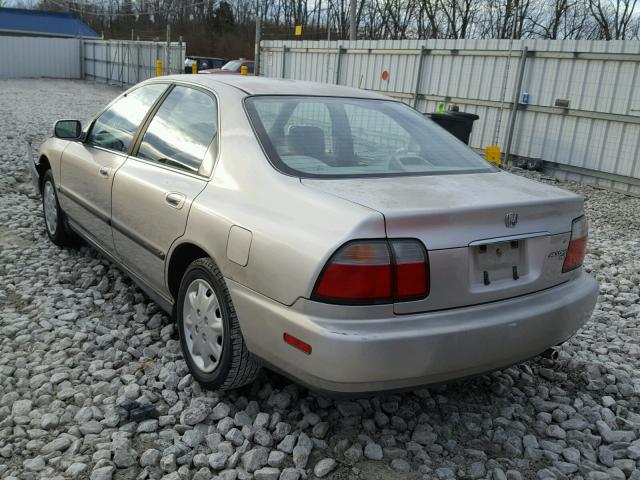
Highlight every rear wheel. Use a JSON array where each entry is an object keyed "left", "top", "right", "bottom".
[
  {"left": 42, "top": 170, "right": 77, "bottom": 247},
  {"left": 177, "top": 257, "right": 260, "bottom": 390}
]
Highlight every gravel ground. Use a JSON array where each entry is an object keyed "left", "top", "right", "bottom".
[{"left": 1, "top": 78, "right": 640, "bottom": 480}]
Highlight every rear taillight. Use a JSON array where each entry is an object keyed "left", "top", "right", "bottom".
[
  {"left": 562, "top": 216, "right": 588, "bottom": 273},
  {"left": 391, "top": 240, "right": 430, "bottom": 300},
  {"left": 312, "top": 241, "right": 393, "bottom": 303},
  {"left": 312, "top": 240, "right": 429, "bottom": 304}
]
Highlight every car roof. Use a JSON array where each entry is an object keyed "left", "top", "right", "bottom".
[
  {"left": 162, "top": 74, "right": 393, "bottom": 100},
  {"left": 187, "top": 56, "right": 226, "bottom": 60}
]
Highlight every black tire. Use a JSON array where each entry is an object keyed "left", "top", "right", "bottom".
[
  {"left": 177, "top": 257, "right": 260, "bottom": 390},
  {"left": 41, "top": 170, "right": 78, "bottom": 247}
]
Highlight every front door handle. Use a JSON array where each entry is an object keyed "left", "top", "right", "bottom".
[
  {"left": 98, "top": 166, "right": 112, "bottom": 178},
  {"left": 165, "top": 192, "right": 186, "bottom": 209}
]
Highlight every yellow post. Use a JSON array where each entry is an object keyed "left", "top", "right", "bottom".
[
  {"left": 240, "top": 65, "right": 248, "bottom": 76},
  {"left": 485, "top": 145, "right": 501, "bottom": 167},
  {"left": 191, "top": 63, "right": 198, "bottom": 74},
  {"left": 156, "top": 60, "right": 163, "bottom": 77}
]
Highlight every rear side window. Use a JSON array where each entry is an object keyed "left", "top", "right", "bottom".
[
  {"left": 87, "top": 83, "right": 167, "bottom": 153},
  {"left": 137, "top": 86, "right": 217, "bottom": 173},
  {"left": 245, "top": 96, "right": 493, "bottom": 178}
]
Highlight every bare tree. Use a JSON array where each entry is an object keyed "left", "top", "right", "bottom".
[
  {"left": 438, "top": 0, "right": 478, "bottom": 38},
  {"left": 588, "top": 0, "right": 639, "bottom": 39},
  {"left": 33, "top": 0, "right": 640, "bottom": 56}
]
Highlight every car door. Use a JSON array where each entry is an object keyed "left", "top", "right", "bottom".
[
  {"left": 59, "top": 83, "right": 169, "bottom": 254},
  {"left": 111, "top": 84, "right": 219, "bottom": 296}
]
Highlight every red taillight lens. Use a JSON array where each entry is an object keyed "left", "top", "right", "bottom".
[
  {"left": 562, "top": 216, "right": 588, "bottom": 273},
  {"left": 391, "top": 240, "right": 430, "bottom": 300},
  {"left": 313, "top": 241, "right": 393, "bottom": 303},
  {"left": 312, "top": 240, "right": 429, "bottom": 304}
]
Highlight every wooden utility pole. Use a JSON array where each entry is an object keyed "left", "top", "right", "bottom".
[{"left": 349, "top": 0, "right": 356, "bottom": 40}]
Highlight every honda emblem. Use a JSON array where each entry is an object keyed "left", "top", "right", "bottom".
[{"left": 505, "top": 213, "right": 518, "bottom": 228}]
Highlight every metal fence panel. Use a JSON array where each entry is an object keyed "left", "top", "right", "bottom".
[
  {"left": 0, "top": 36, "right": 80, "bottom": 79},
  {"left": 261, "top": 38, "right": 640, "bottom": 195},
  {"left": 82, "top": 39, "right": 185, "bottom": 86}
]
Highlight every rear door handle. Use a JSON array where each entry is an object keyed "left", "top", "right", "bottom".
[
  {"left": 98, "top": 166, "right": 112, "bottom": 178},
  {"left": 165, "top": 192, "right": 186, "bottom": 209}
]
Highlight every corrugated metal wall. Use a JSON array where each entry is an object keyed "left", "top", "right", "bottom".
[
  {"left": 0, "top": 36, "right": 185, "bottom": 87},
  {"left": 261, "top": 39, "right": 640, "bottom": 195},
  {"left": 0, "top": 36, "right": 80, "bottom": 79},
  {"left": 83, "top": 39, "right": 185, "bottom": 86}
]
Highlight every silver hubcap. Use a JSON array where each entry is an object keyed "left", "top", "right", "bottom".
[
  {"left": 183, "top": 279, "right": 224, "bottom": 373},
  {"left": 43, "top": 181, "right": 58, "bottom": 235}
]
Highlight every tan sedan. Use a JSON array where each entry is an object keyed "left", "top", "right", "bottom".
[{"left": 31, "top": 75, "right": 598, "bottom": 394}]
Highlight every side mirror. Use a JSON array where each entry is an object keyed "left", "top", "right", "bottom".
[{"left": 54, "top": 120, "right": 82, "bottom": 139}]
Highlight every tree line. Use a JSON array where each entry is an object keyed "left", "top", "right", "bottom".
[{"left": 33, "top": 0, "right": 640, "bottom": 58}]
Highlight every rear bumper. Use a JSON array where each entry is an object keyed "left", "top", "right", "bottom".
[{"left": 229, "top": 272, "right": 598, "bottom": 394}]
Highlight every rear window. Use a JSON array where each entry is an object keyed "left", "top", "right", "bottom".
[
  {"left": 222, "top": 60, "right": 242, "bottom": 71},
  {"left": 244, "top": 96, "right": 493, "bottom": 178}
]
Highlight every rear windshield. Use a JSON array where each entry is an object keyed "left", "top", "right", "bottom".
[
  {"left": 222, "top": 60, "right": 242, "bottom": 71},
  {"left": 244, "top": 96, "right": 493, "bottom": 178}
]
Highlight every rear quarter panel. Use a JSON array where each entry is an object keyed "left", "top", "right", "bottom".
[{"left": 178, "top": 85, "right": 385, "bottom": 306}]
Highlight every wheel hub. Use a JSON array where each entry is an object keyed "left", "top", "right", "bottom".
[
  {"left": 182, "top": 278, "right": 224, "bottom": 373},
  {"left": 43, "top": 180, "right": 58, "bottom": 235}
]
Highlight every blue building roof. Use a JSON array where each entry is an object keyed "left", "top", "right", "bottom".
[{"left": 0, "top": 7, "right": 99, "bottom": 38}]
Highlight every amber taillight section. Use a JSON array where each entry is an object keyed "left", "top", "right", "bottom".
[{"left": 562, "top": 216, "right": 588, "bottom": 273}]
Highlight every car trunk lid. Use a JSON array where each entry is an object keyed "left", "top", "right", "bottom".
[{"left": 302, "top": 171, "right": 584, "bottom": 313}]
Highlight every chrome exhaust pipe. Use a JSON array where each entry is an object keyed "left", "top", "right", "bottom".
[{"left": 541, "top": 348, "right": 559, "bottom": 361}]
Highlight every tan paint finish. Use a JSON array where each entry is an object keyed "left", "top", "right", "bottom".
[
  {"left": 111, "top": 157, "right": 208, "bottom": 296},
  {"left": 226, "top": 226, "right": 252, "bottom": 267},
  {"left": 59, "top": 143, "right": 127, "bottom": 253}
]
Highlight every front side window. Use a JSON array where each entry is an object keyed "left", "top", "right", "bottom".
[
  {"left": 137, "top": 86, "right": 217, "bottom": 173},
  {"left": 245, "top": 96, "right": 493, "bottom": 178},
  {"left": 87, "top": 83, "right": 167, "bottom": 153}
]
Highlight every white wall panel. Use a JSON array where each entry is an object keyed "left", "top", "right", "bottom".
[{"left": 0, "top": 36, "right": 80, "bottom": 79}]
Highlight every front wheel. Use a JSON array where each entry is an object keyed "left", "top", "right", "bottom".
[
  {"left": 42, "top": 170, "right": 77, "bottom": 247},
  {"left": 177, "top": 257, "right": 260, "bottom": 390}
]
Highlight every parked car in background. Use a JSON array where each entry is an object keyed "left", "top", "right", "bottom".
[
  {"left": 30, "top": 76, "right": 598, "bottom": 394},
  {"left": 200, "top": 59, "right": 254, "bottom": 75},
  {"left": 184, "top": 56, "right": 227, "bottom": 73}
]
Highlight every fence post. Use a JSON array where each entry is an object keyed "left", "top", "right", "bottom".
[
  {"left": 504, "top": 46, "right": 529, "bottom": 167},
  {"left": 106, "top": 41, "right": 110, "bottom": 84},
  {"left": 136, "top": 42, "right": 140, "bottom": 83},
  {"left": 78, "top": 37, "right": 84, "bottom": 80},
  {"left": 119, "top": 42, "right": 125, "bottom": 87},
  {"left": 254, "top": 15, "right": 261, "bottom": 76},
  {"left": 413, "top": 46, "right": 428, "bottom": 108},
  {"left": 165, "top": 24, "right": 171, "bottom": 75},
  {"left": 178, "top": 35, "right": 183, "bottom": 75},
  {"left": 281, "top": 45, "right": 288, "bottom": 78},
  {"left": 335, "top": 46, "right": 345, "bottom": 85}
]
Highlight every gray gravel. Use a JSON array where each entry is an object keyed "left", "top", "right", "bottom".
[{"left": 1, "top": 78, "right": 640, "bottom": 480}]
